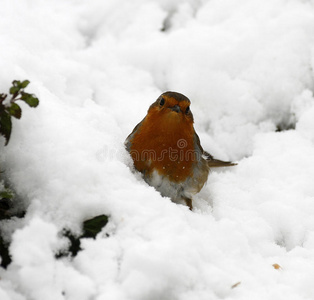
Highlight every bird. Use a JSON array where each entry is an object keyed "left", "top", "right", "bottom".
[{"left": 125, "top": 91, "right": 236, "bottom": 210}]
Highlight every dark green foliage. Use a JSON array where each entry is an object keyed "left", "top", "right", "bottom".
[
  {"left": 0, "top": 188, "right": 14, "bottom": 220},
  {"left": 0, "top": 80, "right": 39, "bottom": 145},
  {"left": 82, "top": 214, "right": 109, "bottom": 239},
  {"left": 57, "top": 215, "right": 109, "bottom": 258},
  {"left": 0, "top": 112, "right": 12, "bottom": 146},
  {"left": 60, "top": 230, "right": 82, "bottom": 257},
  {"left": 6, "top": 103, "right": 22, "bottom": 119},
  {"left": 0, "top": 80, "right": 40, "bottom": 268},
  {"left": 0, "top": 188, "right": 15, "bottom": 269},
  {"left": 20, "top": 93, "right": 39, "bottom": 108},
  {"left": 276, "top": 122, "right": 296, "bottom": 132},
  {"left": 0, "top": 234, "right": 11, "bottom": 268},
  {"left": 0, "top": 189, "right": 13, "bottom": 204},
  {"left": 0, "top": 79, "right": 38, "bottom": 217}
]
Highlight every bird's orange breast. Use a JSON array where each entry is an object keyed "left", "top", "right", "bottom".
[{"left": 129, "top": 108, "right": 196, "bottom": 183}]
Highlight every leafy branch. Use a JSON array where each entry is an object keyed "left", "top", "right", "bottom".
[
  {"left": 0, "top": 80, "right": 40, "bottom": 268},
  {"left": 0, "top": 80, "right": 39, "bottom": 145},
  {"left": 57, "top": 215, "right": 109, "bottom": 258}
]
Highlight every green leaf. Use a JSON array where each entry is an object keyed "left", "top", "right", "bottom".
[
  {"left": 0, "top": 190, "right": 14, "bottom": 200},
  {"left": 0, "top": 111, "right": 12, "bottom": 145},
  {"left": 6, "top": 103, "right": 22, "bottom": 119},
  {"left": 9, "top": 86, "right": 20, "bottom": 95},
  {"left": 20, "top": 93, "right": 39, "bottom": 107},
  {"left": 82, "top": 215, "right": 108, "bottom": 239},
  {"left": 20, "top": 80, "right": 30, "bottom": 89}
]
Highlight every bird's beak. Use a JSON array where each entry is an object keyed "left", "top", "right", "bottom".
[{"left": 170, "top": 105, "right": 181, "bottom": 113}]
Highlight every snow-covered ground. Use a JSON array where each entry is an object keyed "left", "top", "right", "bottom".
[{"left": 1, "top": 0, "right": 314, "bottom": 299}]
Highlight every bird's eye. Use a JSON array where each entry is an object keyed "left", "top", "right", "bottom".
[
  {"left": 160, "top": 97, "right": 165, "bottom": 106},
  {"left": 185, "top": 106, "right": 190, "bottom": 114}
]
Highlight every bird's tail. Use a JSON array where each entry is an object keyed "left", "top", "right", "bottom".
[
  {"left": 202, "top": 151, "right": 237, "bottom": 167},
  {"left": 207, "top": 159, "right": 237, "bottom": 168}
]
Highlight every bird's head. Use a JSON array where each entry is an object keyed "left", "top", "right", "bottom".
[{"left": 147, "top": 91, "right": 194, "bottom": 124}]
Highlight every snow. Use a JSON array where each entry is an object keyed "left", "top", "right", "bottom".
[{"left": 1, "top": 0, "right": 314, "bottom": 299}]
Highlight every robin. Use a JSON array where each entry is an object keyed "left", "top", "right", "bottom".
[{"left": 125, "top": 91, "right": 236, "bottom": 210}]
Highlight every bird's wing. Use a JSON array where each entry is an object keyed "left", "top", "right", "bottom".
[
  {"left": 124, "top": 117, "right": 145, "bottom": 152},
  {"left": 194, "top": 130, "right": 236, "bottom": 167}
]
